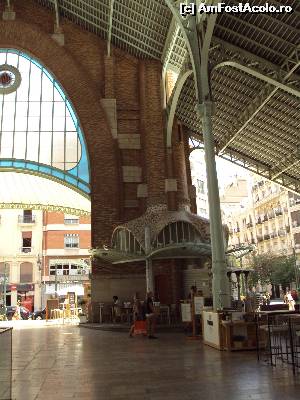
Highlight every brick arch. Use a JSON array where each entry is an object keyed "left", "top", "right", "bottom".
[{"left": 0, "top": 19, "right": 120, "bottom": 246}]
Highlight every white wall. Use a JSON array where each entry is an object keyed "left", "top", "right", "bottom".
[{"left": 0, "top": 209, "right": 43, "bottom": 298}]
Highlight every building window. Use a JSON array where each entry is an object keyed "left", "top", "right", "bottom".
[
  {"left": 197, "top": 179, "right": 205, "bottom": 194},
  {"left": 18, "top": 209, "right": 35, "bottom": 223},
  {"left": 49, "top": 262, "right": 88, "bottom": 276},
  {"left": 64, "top": 214, "right": 79, "bottom": 224},
  {"left": 21, "top": 231, "right": 32, "bottom": 252},
  {"left": 20, "top": 262, "right": 33, "bottom": 283},
  {"left": 0, "top": 49, "right": 90, "bottom": 194},
  {"left": 64, "top": 234, "right": 79, "bottom": 248}
]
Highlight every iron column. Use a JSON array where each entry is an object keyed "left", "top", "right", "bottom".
[
  {"left": 3, "top": 262, "right": 7, "bottom": 313},
  {"left": 199, "top": 101, "right": 230, "bottom": 308},
  {"left": 55, "top": 264, "right": 58, "bottom": 298}
]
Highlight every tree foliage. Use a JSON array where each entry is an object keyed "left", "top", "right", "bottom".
[{"left": 248, "top": 252, "right": 296, "bottom": 288}]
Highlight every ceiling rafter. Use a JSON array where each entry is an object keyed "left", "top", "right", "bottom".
[
  {"left": 218, "top": 46, "right": 300, "bottom": 154},
  {"left": 222, "top": 12, "right": 297, "bottom": 51},
  {"left": 34, "top": 0, "right": 300, "bottom": 194},
  {"left": 107, "top": 0, "right": 114, "bottom": 56}
]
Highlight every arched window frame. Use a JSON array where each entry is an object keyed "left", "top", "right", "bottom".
[{"left": 0, "top": 49, "right": 90, "bottom": 195}]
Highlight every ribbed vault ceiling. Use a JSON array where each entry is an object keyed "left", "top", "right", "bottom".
[{"left": 34, "top": 0, "right": 300, "bottom": 192}]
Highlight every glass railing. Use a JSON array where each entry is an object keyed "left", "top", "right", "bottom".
[{"left": 0, "top": 327, "right": 12, "bottom": 400}]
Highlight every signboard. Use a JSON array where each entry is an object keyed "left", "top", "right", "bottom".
[
  {"left": 46, "top": 299, "right": 59, "bottom": 320},
  {"left": 203, "top": 311, "right": 220, "bottom": 347},
  {"left": 181, "top": 303, "right": 192, "bottom": 322},
  {"left": 45, "top": 283, "right": 84, "bottom": 296},
  {"left": 67, "top": 292, "right": 76, "bottom": 306},
  {"left": 194, "top": 296, "right": 204, "bottom": 315}
]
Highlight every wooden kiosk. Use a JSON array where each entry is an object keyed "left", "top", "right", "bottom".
[{"left": 202, "top": 309, "right": 257, "bottom": 351}]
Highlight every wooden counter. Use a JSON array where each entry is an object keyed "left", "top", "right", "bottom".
[
  {"left": 202, "top": 310, "right": 257, "bottom": 351},
  {"left": 220, "top": 320, "right": 257, "bottom": 351}
]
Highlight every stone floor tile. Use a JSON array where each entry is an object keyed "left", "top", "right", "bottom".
[{"left": 6, "top": 326, "right": 300, "bottom": 400}]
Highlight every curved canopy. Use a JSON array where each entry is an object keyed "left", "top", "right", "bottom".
[
  {"left": 0, "top": 49, "right": 90, "bottom": 195},
  {"left": 35, "top": 0, "right": 300, "bottom": 192},
  {"left": 0, "top": 172, "right": 91, "bottom": 215}
]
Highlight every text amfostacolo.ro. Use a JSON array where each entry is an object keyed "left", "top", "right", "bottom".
[{"left": 179, "top": 2, "right": 293, "bottom": 16}]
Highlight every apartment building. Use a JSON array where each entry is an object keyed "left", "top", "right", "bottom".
[
  {"left": 224, "top": 175, "right": 300, "bottom": 261},
  {"left": 0, "top": 210, "right": 91, "bottom": 311},
  {"left": 0, "top": 209, "right": 43, "bottom": 311},
  {"left": 42, "top": 212, "right": 91, "bottom": 306},
  {"left": 189, "top": 150, "right": 209, "bottom": 218},
  {"left": 220, "top": 178, "right": 249, "bottom": 217}
]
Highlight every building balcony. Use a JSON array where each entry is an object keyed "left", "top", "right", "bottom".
[
  {"left": 264, "top": 234, "right": 270, "bottom": 240},
  {"left": 270, "top": 232, "right": 278, "bottom": 239},
  {"left": 247, "top": 222, "right": 253, "bottom": 228},
  {"left": 256, "top": 218, "right": 262, "bottom": 225},
  {"left": 274, "top": 208, "right": 283, "bottom": 216},
  {"left": 289, "top": 198, "right": 300, "bottom": 208},
  {"left": 257, "top": 235, "right": 264, "bottom": 242},
  {"left": 18, "top": 215, "right": 36, "bottom": 224},
  {"left": 278, "top": 229, "right": 286, "bottom": 237},
  {"left": 48, "top": 274, "right": 90, "bottom": 282},
  {"left": 268, "top": 212, "right": 275, "bottom": 219},
  {"left": 251, "top": 239, "right": 256, "bottom": 244},
  {"left": 19, "top": 246, "right": 33, "bottom": 254}
]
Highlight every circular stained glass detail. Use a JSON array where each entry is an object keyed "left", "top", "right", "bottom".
[{"left": 0, "top": 64, "right": 21, "bottom": 94}]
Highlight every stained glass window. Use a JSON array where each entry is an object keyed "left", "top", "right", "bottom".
[{"left": 0, "top": 49, "right": 90, "bottom": 194}]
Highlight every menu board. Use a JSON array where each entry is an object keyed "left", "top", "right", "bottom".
[
  {"left": 46, "top": 299, "right": 59, "bottom": 320},
  {"left": 181, "top": 303, "right": 192, "bottom": 322},
  {"left": 194, "top": 297, "right": 204, "bottom": 315},
  {"left": 67, "top": 292, "right": 76, "bottom": 306}
]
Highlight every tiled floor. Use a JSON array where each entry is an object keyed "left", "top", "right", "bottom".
[{"left": 9, "top": 325, "right": 300, "bottom": 399}]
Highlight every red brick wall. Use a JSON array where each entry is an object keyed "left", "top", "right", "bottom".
[
  {"left": 43, "top": 212, "right": 91, "bottom": 225},
  {"left": 173, "top": 123, "right": 190, "bottom": 210},
  {"left": 140, "top": 61, "right": 167, "bottom": 208},
  {"left": 0, "top": 0, "right": 121, "bottom": 249},
  {"left": 0, "top": 1, "right": 195, "bottom": 304},
  {"left": 44, "top": 212, "right": 64, "bottom": 225}
]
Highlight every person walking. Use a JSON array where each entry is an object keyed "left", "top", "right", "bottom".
[
  {"left": 112, "top": 295, "right": 121, "bottom": 323},
  {"left": 145, "top": 291, "right": 157, "bottom": 339},
  {"left": 129, "top": 292, "right": 144, "bottom": 337}
]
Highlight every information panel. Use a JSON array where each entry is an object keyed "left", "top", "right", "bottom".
[{"left": 181, "top": 303, "right": 192, "bottom": 322}]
